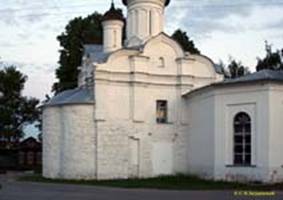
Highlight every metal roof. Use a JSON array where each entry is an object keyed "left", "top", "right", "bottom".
[
  {"left": 220, "top": 69, "right": 283, "bottom": 85},
  {"left": 102, "top": 2, "right": 124, "bottom": 22},
  {"left": 183, "top": 69, "right": 283, "bottom": 98},
  {"left": 84, "top": 44, "right": 109, "bottom": 63},
  {"left": 44, "top": 87, "right": 94, "bottom": 107}
]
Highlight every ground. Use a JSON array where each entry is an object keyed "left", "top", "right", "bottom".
[{"left": 1, "top": 173, "right": 283, "bottom": 200}]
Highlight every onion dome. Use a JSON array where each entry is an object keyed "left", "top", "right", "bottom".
[
  {"left": 102, "top": 1, "right": 124, "bottom": 22},
  {"left": 122, "top": 0, "right": 171, "bottom": 6}
]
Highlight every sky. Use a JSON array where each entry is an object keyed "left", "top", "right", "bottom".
[{"left": 0, "top": 0, "right": 283, "bottom": 101}]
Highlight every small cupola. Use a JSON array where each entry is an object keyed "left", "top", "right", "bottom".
[
  {"left": 102, "top": 1, "right": 124, "bottom": 22},
  {"left": 102, "top": 1, "right": 125, "bottom": 53}
]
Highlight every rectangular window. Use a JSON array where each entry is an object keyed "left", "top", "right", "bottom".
[{"left": 156, "top": 100, "right": 168, "bottom": 124}]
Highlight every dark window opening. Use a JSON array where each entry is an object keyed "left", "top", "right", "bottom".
[
  {"left": 233, "top": 112, "right": 252, "bottom": 166},
  {"left": 156, "top": 100, "right": 168, "bottom": 123}
]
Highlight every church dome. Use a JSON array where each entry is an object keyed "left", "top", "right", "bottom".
[
  {"left": 102, "top": 2, "right": 124, "bottom": 22},
  {"left": 122, "top": 0, "right": 171, "bottom": 6}
]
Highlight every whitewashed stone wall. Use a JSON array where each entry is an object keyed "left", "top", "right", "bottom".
[
  {"left": 185, "top": 91, "right": 215, "bottom": 179},
  {"left": 125, "top": 0, "right": 167, "bottom": 46},
  {"left": 43, "top": 104, "right": 96, "bottom": 180},
  {"left": 43, "top": 33, "right": 222, "bottom": 181},
  {"left": 43, "top": 107, "right": 61, "bottom": 178},
  {"left": 94, "top": 119, "right": 189, "bottom": 180},
  {"left": 185, "top": 83, "right": 283, "bottom": 183},
  {"left": 91, "top": 34, "right": 221, "bottom": 179},
  {"left": 267, "top": 84, "right": 283, "bottom": 182},
  {"left": 102, "top": 20, "right": 124, "bottom": 53}
]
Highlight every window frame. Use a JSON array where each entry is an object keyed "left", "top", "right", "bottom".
[
  {"left": 156, "top": 100, "right": 168, "bottom": 124},
  {"left": 233, "top": 112, "right": 252, "bottom": 166}
]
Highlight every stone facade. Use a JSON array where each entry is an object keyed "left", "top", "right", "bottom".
[
  {"left": 184, "top": 81, "right": 283, "bottom": 183},
  {"left": 43, "top": 0, "right": 283, "bottom": 183},
  {"left": 43, "top": 0, "right": 222, "bottom": 179},
  {"left": 43, "top": 105, "right": 95, "bottom": 180}
]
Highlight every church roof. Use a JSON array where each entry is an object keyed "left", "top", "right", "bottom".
[
  {"left": 44, "top": 87, "right": 94, "bottom": 107},
  {"left": 83, "top": 33, "right": 223, "bottom": 74},
  {"left": 183, "top": 70, "right": 283, "bottom": 98},
  {"left": 220, "top": 69, "right": 283, "bottom": 85},
  {"left": 84, "top": 44, "right": 109, "bottom": 63},
  {"left": 102, "top": 2, "right": 124, "bottom": 22}
]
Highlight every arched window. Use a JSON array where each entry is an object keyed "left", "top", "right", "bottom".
[
  {"left": 233, "top": 112, "right": 251, "bottom": 165},
  {"left": 158, "top": 57, "right": 165, "bottom": 68}
]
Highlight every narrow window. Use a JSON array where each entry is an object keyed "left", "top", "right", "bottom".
[
  {"left": 158, "top": 57, "right": 165, "bottom": 68},
  {"left": 135, "top": 10, "right": 138, "bottom": 34},
  {"left": 233, "top": 112, "right": 252, "bottom": 166},
  {"left": 149, "top": 10, "right": 152, "bottom": 35},
  {"left": 114, "top": 30, "right": 117, "bottom": 47},
  {"left": 156, "top": 100, "right": 168, "bottom": 123}
]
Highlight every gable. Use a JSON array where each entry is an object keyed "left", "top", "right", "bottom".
[
  {"left": 188, "top": 54, "right": 218, "bottom": 78},
  {"left": 142, "top": 33, "right": 185, "bottom": 58}
]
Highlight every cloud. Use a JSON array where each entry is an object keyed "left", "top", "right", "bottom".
[
  {"left": 167, "top": 0, "right": 283, "bottom": 37},
  {"left": 0, "top": 9, "right": 18, "bottom": 25},
  {"left": 264, "top": 18, "right": 283, "bottom": 30},
  {"left": 0, "top": 0, "right": 58, "bottom": 25},
  {"left": 167, "top": 0, "right": 252, "bottom": 37}
]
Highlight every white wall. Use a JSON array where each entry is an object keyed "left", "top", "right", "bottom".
[
  {"left": 186, "top": 91, "right": 215, "bottom": 178},
  {"left": 126, "top": 0, "right": 166, "bottom": 46},
  {"left": 268, "top": 84, "right": 283, "bottom": 182},
  {"left": 43, "top": 32, "right": 222, "bottom": 180},
  {"left": 93, "top": 34, "right": 221, "bottom": 179},
  {"left": 152, "top": 142, "right": 173, "bottom": 175},
  {"left": 102, "top": 20, "right": 124, "bottom": 53},
  {"left": 43, "top": 107, "right": 61, "bottom": 178},
  {"left": 43, "top": 104, "right": 96, "bottom": 180},
  {"left": 214, "top": 84, "right": 270, "bottom": 182},
  {"left": 185, "top": 83, "right": 283, "bottom": 183}
]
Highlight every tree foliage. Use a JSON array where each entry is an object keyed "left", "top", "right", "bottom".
[
  {"left": 0, "top": 66, "right": 40, "bottom": 149},
  {"left": 227, "top": 59, "right": 250, "bottom": 79},
  {"left": 256, "top": 41, "right": 283, "bottom": 71},
  {"left": 171, "top": 29, "right": 200, "bottom": 54},
  {"left": 217, "top": 58, "right": 250, "bottom": 79}
]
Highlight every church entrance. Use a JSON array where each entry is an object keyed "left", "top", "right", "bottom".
[{"left": 129, "top": 137, "right": 140, "bottom": 178}]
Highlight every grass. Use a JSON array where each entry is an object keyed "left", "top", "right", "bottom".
[{"left": 18, "top": 174, "right": 283, "bottom": 191}]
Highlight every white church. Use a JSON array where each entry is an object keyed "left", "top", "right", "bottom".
[{"left": 43, "top": 0, "right": 283, "bottom": 183}]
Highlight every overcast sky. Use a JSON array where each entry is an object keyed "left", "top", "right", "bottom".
[{"left": 0, "top": 0, "right": 283, "bottom": 101}]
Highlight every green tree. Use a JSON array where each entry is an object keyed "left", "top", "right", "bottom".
[
  {"left": 0, "top": 66, "right": 40, "bottom": 149},
  {"left": 227, "top": 58, "right": 250, "bottom": 79},
  {"left": 256, "top": 41, "right": 283, "bottom": 71},
  {"left": 36, "top": 94, "right": 50, "bottom": 141},
  {"left": 215, "top": 60, "right": 230, "bottom": 78},
  {"left": 171, "top": 29, "right": 200, "bottom": 54},
  {"left": 216, "top": 58, "right": 250, "bottom": 79},
  {"left": 53, "top": 8, "right": 125, "bottom": 94}
]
